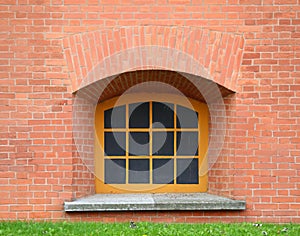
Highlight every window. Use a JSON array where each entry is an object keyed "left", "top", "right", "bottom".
[{"left": 95, "top": 94, "right": 208, "bottom": 193}]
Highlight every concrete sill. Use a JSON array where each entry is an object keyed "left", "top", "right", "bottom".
[{"left": 64, "top": 193, "right": 246, "bottom": 212}]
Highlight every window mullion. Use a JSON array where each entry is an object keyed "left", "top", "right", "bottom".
[
  {"left": 149, "top": 101, "right": 153, "bottom": 184},
  {"left": 174, "top": 104, "right": 177, "bottom": 185},
  {"left": 125, "top": 103, "right": 129, "bottom": 185}
]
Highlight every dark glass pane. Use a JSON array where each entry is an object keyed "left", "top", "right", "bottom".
[
  {"left": 177, "top": 132, "right": 198, "bottom": 156},
  {"left": 129, "top": 132, "right": 149, "bottom": 156},
  {"left": 129, "top": 159, "right": 150, "bottom": 183},
  {"left": 152, "top": 132, "right": 174, "bottom": 156},
  {"left": 104, "top": 132, "right": 126, "bottom": 156},
  {"left": 152, "top": 102, "right": 174, "bottom": 128},
  {"left": 105, "top": 159, "right": 126, "bottom": 184},
  {"left": 129, "top": 102, "right": 149, "bottom": 128},
  {"left": 104, "top": 105, "right": 126, "bottom": 128},
  {"left": 153, "top": 159, "right": 174, "bottom": 184},
  {"left": 176, "top": 105, "right": 198, "bottom": 128},
  {"left": 176, "top": 158, "right": 198, "bottom": 184}
]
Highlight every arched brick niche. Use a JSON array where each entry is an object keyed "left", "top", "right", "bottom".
[
  {"left": 80, "top": 70, "right": 233, "bottom": 103},
  {"left": 64, "top": 26, "right": 244, "bottom": 199}
]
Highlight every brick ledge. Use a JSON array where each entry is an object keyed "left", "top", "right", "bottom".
[{"left": 64, "top": 193, "right": 246, "bottom": 212}]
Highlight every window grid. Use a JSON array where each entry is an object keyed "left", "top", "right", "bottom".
[
  {"left": 95, "top": 94, "right": 208, "bottom": 193},
  {"left": 103, "top": 102, "right": 199, "bottom": 185}
]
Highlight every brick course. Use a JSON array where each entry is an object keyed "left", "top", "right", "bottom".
[{"left": 0, "top": 0, "right": 299, "bottom": 222}]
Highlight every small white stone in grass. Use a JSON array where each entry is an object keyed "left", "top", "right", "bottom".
[{"left": 253, "top": 223, "right": 263, "bottom": 227}]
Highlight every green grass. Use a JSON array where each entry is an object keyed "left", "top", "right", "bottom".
[{"left": 0, "top": 221, "right": 299, "bottom": 236}]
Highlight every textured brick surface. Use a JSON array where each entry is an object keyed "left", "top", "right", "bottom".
[{"left": 0, "top": 0, "right": 300, "bottom": 222}]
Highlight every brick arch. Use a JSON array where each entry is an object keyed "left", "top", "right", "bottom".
[{"left": 63, "top": 26, "right": 244, "bottom": 92}]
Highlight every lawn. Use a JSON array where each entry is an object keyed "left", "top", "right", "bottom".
[{"left": 0, "top": 221, "right": 299, "bottom": 236}]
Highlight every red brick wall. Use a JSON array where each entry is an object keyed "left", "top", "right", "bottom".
[{"left": 0, "top": 0, "right": 300, "bottom": 222}]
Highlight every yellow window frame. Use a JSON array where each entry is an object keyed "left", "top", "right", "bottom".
[{"left": 95, "top": 93, "right": 208, "bottom": 193}]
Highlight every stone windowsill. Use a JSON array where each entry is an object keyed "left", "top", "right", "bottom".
[{"left": 64, "top": 193, "right": 246, "bottom": 212}]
